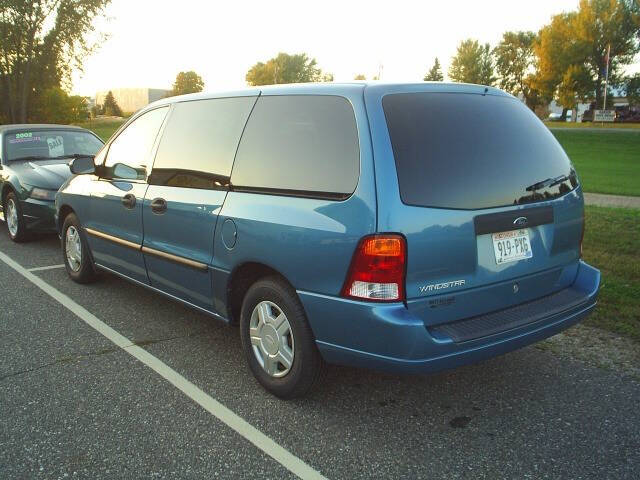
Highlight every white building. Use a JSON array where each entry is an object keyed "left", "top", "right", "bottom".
[{"left": 95, "top": 88, "right": 171, "bottom": 113}]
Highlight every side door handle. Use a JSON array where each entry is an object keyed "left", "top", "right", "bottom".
[
  {"left": 122, "top": 193, "right": 136, "bottom": 209},
  {"left": 150, "top": 197, "right": 167, "bottom": 214}
]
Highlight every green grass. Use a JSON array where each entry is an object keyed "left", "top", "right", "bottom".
[
  {"left": 77, "top": 118, "right": 126, "bottom": 142},
  {"left": 545, "top": 121, "right": 640, "bottom": 129},
  {"left": 551, "top": 129, "right": 640, "bottom": 196},
  {"left": 582, "top": 205, "right": 640, "bottom": 342}
]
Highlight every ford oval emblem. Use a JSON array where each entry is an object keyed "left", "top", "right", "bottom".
[{"left": 513, "top": 216, "right": 528, "bottom": 227}]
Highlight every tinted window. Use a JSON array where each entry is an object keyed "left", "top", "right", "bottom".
[
  {"left": 382, "top": 93, "right": 577, "bottom": 210},
  {"left": 150, "top": 96, "right": 257, "bottom": 189},
  {"left": 231, "top": 95, "right": 359, "bottom": 198},
  {"left": 105, "top": 107, "right": 168, "bottom": 180},
  {"left": 5, "top": 130, "right": 103, "bottom": 161}
]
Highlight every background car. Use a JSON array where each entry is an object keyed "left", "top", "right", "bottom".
[{"left": 0, "top": 124, "right": 104, "bottom": 242}]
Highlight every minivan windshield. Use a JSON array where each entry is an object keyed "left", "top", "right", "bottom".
[
  {"left": 382, "top": 92, "right": 578, "bottom": 210},
  {"left": 5, "top": 130, "right": 103, "bottom": 162}
]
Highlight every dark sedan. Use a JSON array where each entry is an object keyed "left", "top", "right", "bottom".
[{"left": 0, "top": 124, "right": 103, "bottom": 242}]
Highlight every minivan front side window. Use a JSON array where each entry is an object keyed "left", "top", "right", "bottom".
[
  {"left": 231, "top": 95, "right": 360, "bottom": 199},
  {"left": 104, "top": 107, "right": 168, "bottom": 181}
]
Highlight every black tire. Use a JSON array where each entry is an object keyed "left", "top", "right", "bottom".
[
  {"left": 61, "top": 213, "right": 96, "bottom": 283},
  {"left": 3, "top": 191, "right": 28, "bottom": 242},
  {"left": 240, "top": 276, "right": 326, "bottom": 399}
]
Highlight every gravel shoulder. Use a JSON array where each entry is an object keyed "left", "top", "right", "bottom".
[
  {"left": 584, "top": 192, "right": 640, "bottom": 209},
  {"left": 539, "top": 323, "right": 640, "bottom": 381}
]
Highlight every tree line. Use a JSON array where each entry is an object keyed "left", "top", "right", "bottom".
[
  {"left": 429, "top": 0, "right": 640, "bottom": 116},
  {"left": 0, "top": 0, "right": 112, "bottom": 124},
  {"left": 247, "top": 0, "right": 639, "bottom": 118},
  {"left": 1, "top": 0, "right": 638, "bottom": 125}
]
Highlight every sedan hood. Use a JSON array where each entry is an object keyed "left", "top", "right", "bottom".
[{"left": 10, "top": 159, "right": 72, "bottom": 190}]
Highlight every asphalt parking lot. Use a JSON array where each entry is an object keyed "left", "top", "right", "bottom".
[{"left": 0, "top": 224, "right": 639, "bottom": 479}]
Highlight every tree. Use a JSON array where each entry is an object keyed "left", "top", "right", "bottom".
[
  {"left": 0, "top": 0, "right": 111, "bottom": 123},
  {"left": 31, "top": 87, "right": 88, "bottom": 124},
  {"left": 354, "top": 74, "right": 366, "bottom": 80},
  {"left": 246, "top": 52, "right": 328, "bottom": 86},
  {"left": 622, "top": 73, "right": 640, "bottom": 106},
  {"left": 102, "top": 90, "right": 122, "bottom": 117},
  {"left": 171, "top": 71, "right": 204, "bottom": 96},
  {"left": 534, "top": 0, "right": 640, "bottom": 109},
  {"left": 449, "top": 40, "right": 495, "bottom": 85},
  {"left": 494, "top": 31, "right": 543, "bottom": 110},
  {"left": 424, "top": 57, "right": 444, "bottom": 81}
]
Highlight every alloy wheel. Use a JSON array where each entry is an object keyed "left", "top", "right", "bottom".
[
  {"left": 65, "top": 226, "right": 82, "bottom": 272},
  {"left": 6, "top": 199, "right": 18, "bottom": 236},
  {"left": 249, "top": 300, "right": 295, "bottom": 378}
]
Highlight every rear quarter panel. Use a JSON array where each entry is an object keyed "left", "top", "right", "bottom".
[{"left": 213, "top": 87, "right": 377, "bottom": 302}]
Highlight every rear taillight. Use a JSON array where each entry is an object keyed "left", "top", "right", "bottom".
[
  {"left": 342, "top": 234, "right": 406, "bottom": 302},
  {"left": 579, "top": 211, "right": 585, "bottom": 258}
]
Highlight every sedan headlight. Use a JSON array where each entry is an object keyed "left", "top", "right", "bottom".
[{"left": 30, "top": 187, "right": 57, "bottom": 201}]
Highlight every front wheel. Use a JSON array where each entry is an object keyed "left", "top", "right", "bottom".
[
  {"left": 62, "top": 213, "right": 96, "bottom": 283},
  {"left": 4, "top": 191, "right": 28, "bottom": 242},
  {"left": 240, "top": 277, "right": 325, "bottom": 399}
]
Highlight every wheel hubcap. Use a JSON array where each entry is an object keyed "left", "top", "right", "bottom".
[
  {"left": 65, "top": 226, "right": 82, "bottom": 272},
  {"left": 6, "top": 199, "right": 18, "bottom": 236},
  {"left": 249, "top": 301, "right": 294, "bottom": 378}
]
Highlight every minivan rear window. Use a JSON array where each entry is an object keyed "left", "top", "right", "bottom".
[
  {"left": 231, "top": 95, "right": 359, "bottom": 199},
  {"left": 382, "top": 93, "right": 577, "bottom": 210}
]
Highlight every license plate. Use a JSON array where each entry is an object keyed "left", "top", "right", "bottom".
[{"left": 492, "top": 229, "right": 533, "bottom": 264}]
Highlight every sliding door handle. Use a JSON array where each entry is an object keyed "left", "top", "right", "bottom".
[{"left": 150, "top": 197, "right": 167, "bottom": 214}]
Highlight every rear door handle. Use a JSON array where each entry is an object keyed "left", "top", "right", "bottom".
[
  {"left": 122, "top": 193, "right": 136, "bottom": 209},
  {"left": 150, "top": 197, "right": 167, "bottom": 214}
]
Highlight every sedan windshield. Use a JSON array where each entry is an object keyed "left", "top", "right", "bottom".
[{"left": 5, "top": 130, "right": 103, "bottom": 162}]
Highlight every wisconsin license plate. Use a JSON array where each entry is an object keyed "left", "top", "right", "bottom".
[{"left": 492, "top": 229, "right": 533, "bottom": 264}]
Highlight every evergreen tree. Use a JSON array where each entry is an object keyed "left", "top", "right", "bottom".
[
  {"left": 102, "top": 91, "right": 122, "bottom": 117},
  {"left": 424, "top": 58, "right": 444, "bottom": 81}
]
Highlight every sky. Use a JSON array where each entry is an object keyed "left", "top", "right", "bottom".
[{"left": 71, "top": 0, "right": 640, "bottom": 97}]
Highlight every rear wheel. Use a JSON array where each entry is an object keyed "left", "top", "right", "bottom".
[
  {"left": 62, "top": 213, "right": 96, "bottom": 283},
  {"left": 240, "top": 276, "right": 325, "bottom": 398},
  {"left": 4, "top": 191, "right": 28, "bottom": 242}
]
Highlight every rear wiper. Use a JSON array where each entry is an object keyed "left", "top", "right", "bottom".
[{"left": 526, "top": 174, "right": 570, "bottom": 192}]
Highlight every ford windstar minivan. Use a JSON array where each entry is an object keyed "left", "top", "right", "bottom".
[{"left": 56, "top": 83, "right": 600, "bottom": 398}]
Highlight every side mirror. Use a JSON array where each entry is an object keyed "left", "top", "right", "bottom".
[
  {"left": 113, "top": 163, "right": 141, "bottom": 180},
  {"left": 69, "top": 155, "right": 95, "bottom": 175}
]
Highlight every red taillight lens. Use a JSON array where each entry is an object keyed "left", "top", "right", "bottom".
[{"left": 342, "top": 234, "right": 407, "bottom": 302}]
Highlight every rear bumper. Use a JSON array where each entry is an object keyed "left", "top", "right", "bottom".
[
  {"left": 299, "top": 260, "right": 600, "bottom": 374},
  {"left": 21, "top": 198, "right": 57, "bottom": 232}
]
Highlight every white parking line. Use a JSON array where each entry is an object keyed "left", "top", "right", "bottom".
[
  {"left": 28, "top": 264, "right": 66, "bottom": 272},
  {"left": 0, "top": 250, "right": 327, "bottom": 480}
]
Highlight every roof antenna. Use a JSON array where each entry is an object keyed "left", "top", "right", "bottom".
[{"left": 483, "top": 87, "right": 489, "bottom": 96}]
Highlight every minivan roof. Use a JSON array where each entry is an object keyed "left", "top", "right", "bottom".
[{"left": 142, "top": 82, "right": 513, "bottom": 112}]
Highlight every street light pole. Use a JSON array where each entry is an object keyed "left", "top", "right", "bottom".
[{"left": 603, "top": 44, "right": 610, "bottom": 110}]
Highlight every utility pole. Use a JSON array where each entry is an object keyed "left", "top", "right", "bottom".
[{"left": 603, "top": 44, "right": 611, "bottom": 110}]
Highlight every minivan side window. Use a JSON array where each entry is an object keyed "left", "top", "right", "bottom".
[
  {"left": 104, "top": 107, "right": 168, "bottom": 181},
  {"left": 149, "top": 97, "right": 257, "bottom": 189},
  {"left": 231, "top": 95, "right": 359, "bottom": 199}
]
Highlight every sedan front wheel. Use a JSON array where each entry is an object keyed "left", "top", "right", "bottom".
[{"left": 4, "top": 191, "right": 28, "bottom": 242}]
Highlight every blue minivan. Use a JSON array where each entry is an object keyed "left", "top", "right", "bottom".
[{"left": 56, "top": 83, "right": 600, "bottom": 398}]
